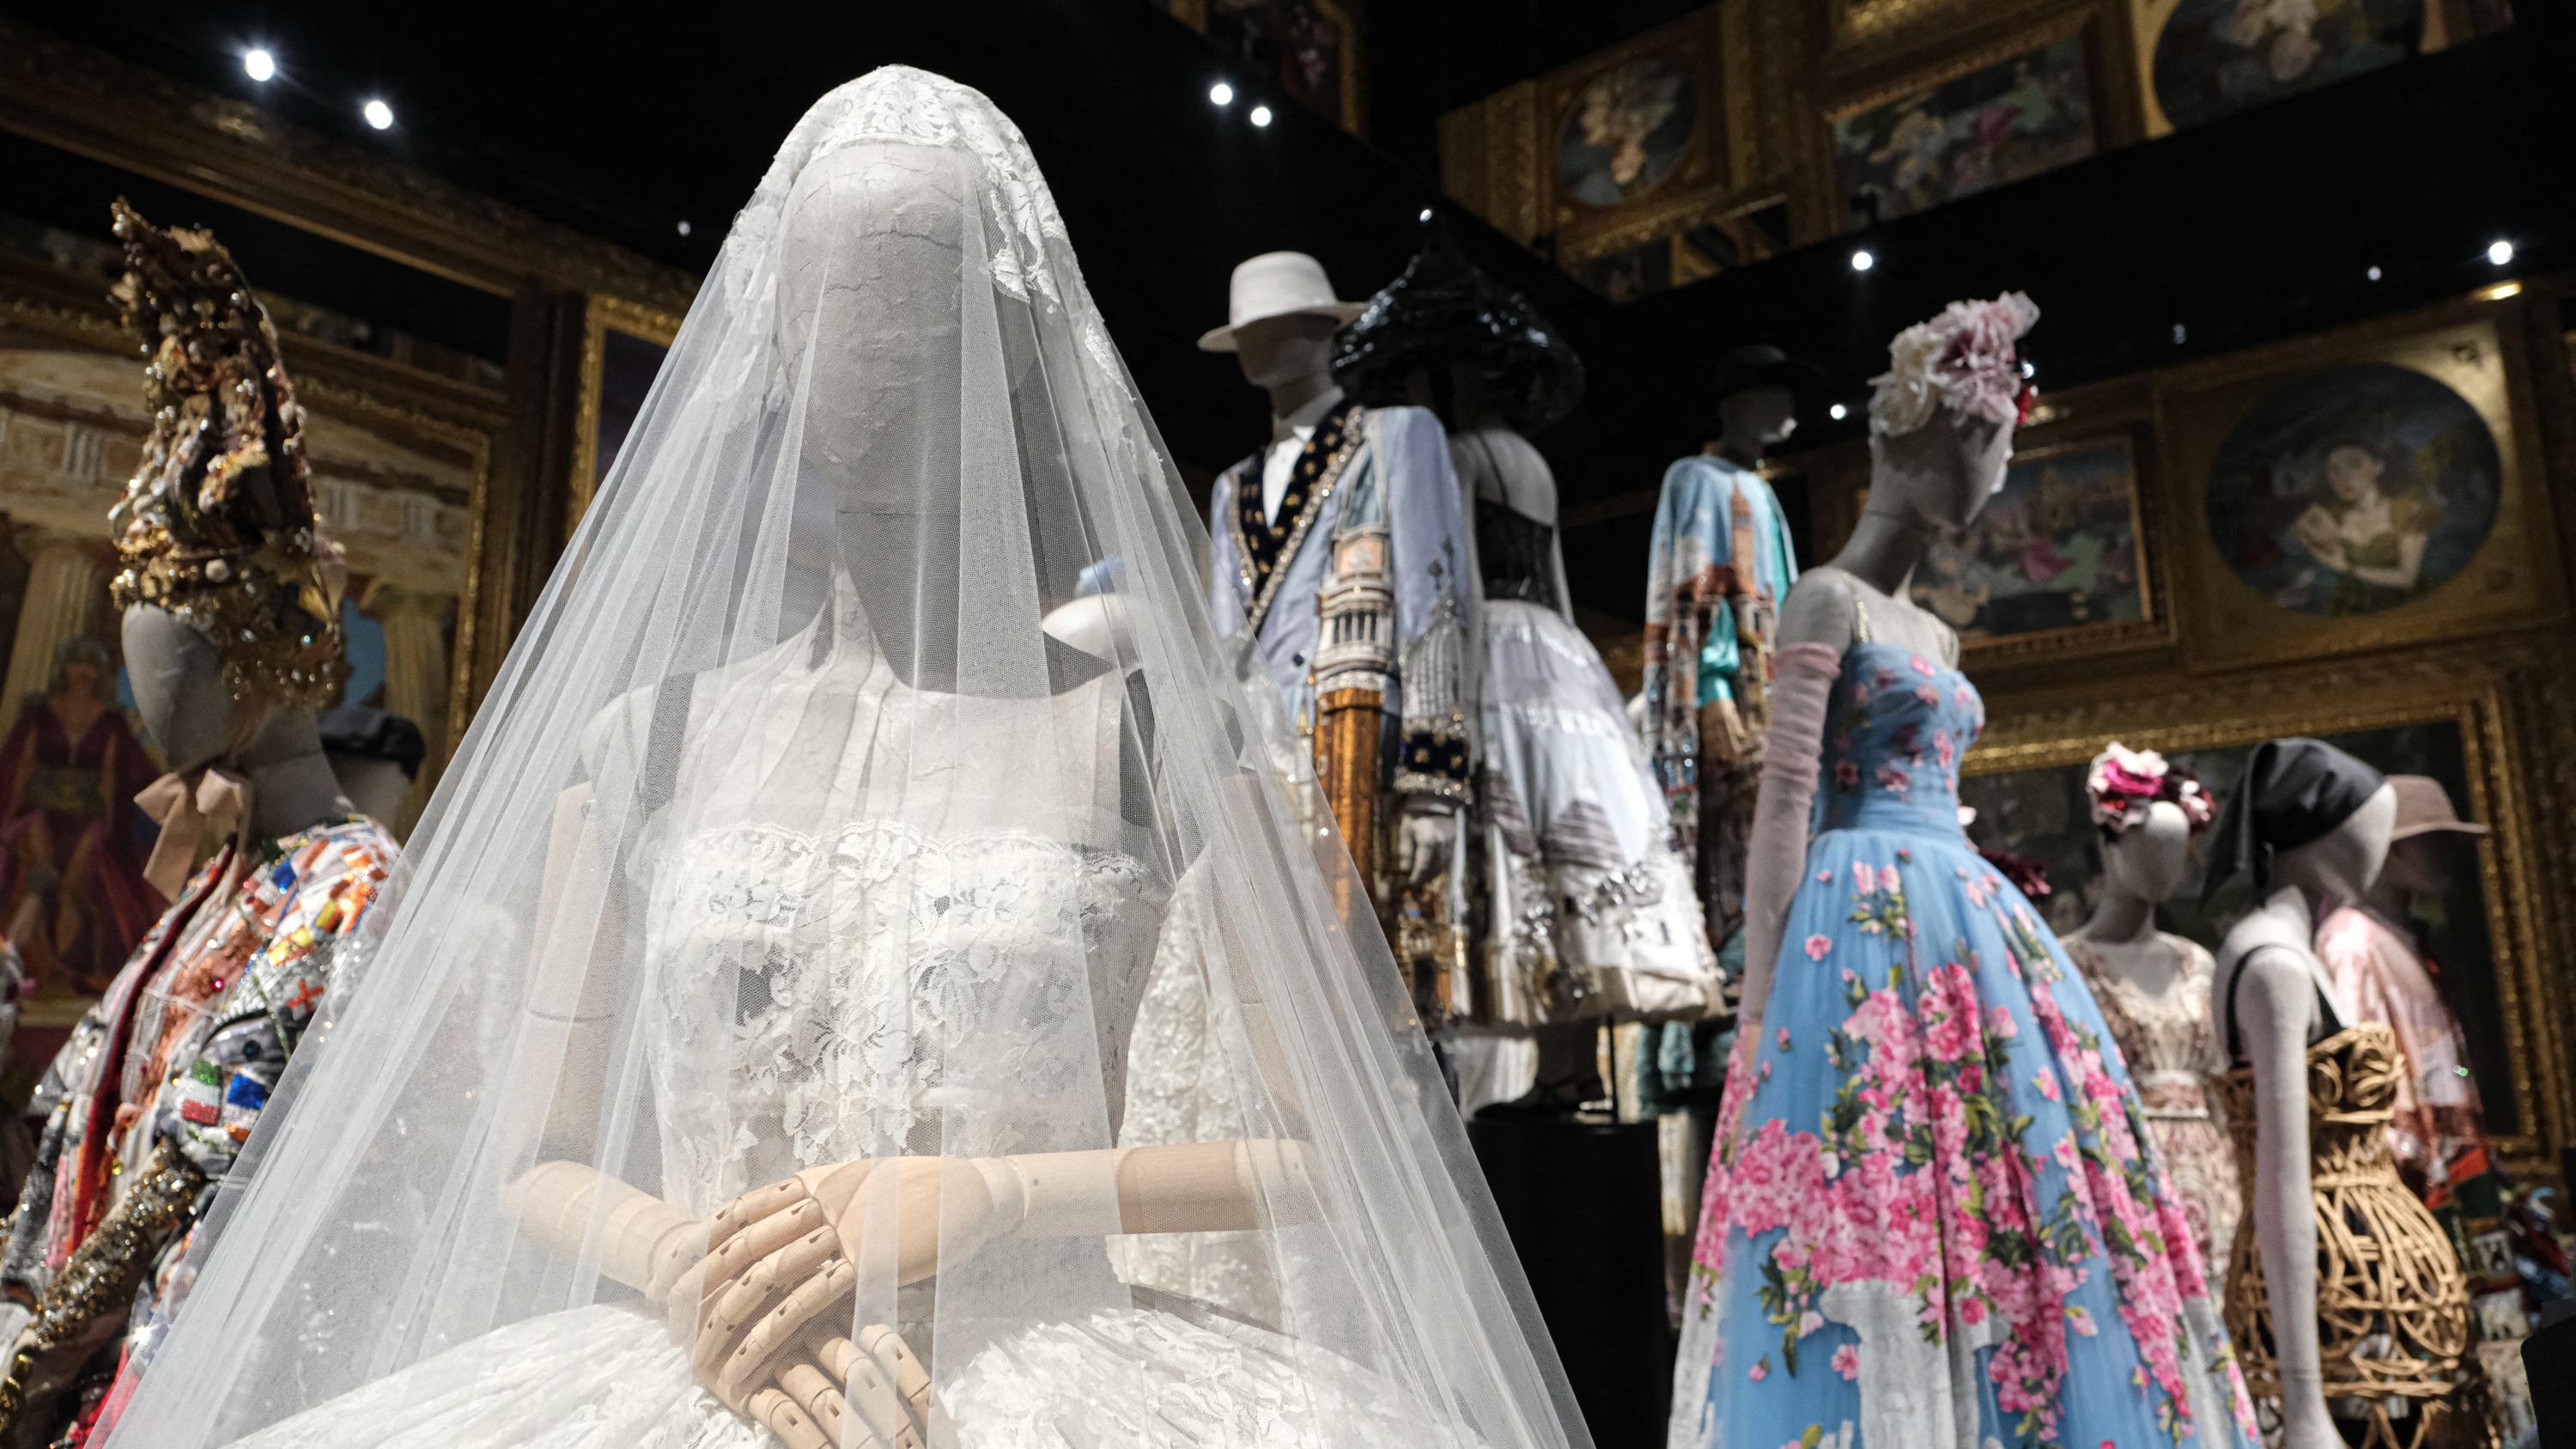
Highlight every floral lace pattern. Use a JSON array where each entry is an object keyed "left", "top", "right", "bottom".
[
  {"left": 2067, "top": 935, "right": 2241, "bottom": 1283},
  {"left": 1669, "top": 642, "right": 2257, "bottom": 1449},
  {"left": 649, "top": 815, "right": 1163, "bottom": 1215}
]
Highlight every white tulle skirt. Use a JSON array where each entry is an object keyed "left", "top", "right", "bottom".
[{"left": 224, "top": 1298, "right": 1461, "bottom": 1448}]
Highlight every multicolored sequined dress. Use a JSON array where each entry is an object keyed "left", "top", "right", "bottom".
[
  {"left": 1668, "top": 636, "right": 2259, "bottom": 1449},
  {"left": 0, "top": 817, "right": 395, "bottom": 1440}
]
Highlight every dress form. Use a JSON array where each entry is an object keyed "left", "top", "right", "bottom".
[{"left": 2211, "top": 785, "right": 2395, "bottom": 1449}]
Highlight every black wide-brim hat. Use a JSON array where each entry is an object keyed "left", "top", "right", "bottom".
[{"left": 1331, "top": 228, "right": 1585, "bottom": 435}]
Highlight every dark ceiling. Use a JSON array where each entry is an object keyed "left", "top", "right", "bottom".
[{"left": 6, "top": 1, "right": 2573, "bottom": 624}]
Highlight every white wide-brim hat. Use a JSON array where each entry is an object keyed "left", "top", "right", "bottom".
[{"left": 1198, "top": 251, "right": 1369, "bottom": 352}]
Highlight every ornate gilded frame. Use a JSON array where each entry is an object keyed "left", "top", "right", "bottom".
[
  {"left": 2156, "top": 297, "right": 2559, "bottom": 672},
  {"left": 1941, "top": 425, "right": 2173, "bottom": 666},
  {"left": 1965, "top": 636, "right": 2573, "bottom": 1172},
  {"left": 1820, "top": 5, "right": 2115, "bottom": 230},
  {"left": 567, "top": 294, "right": 684, "bottom": 535},
  {"left": 2129, "top": 0, "right": 2460, "bottom": 138},
  {"left": 0, "top": 278, "right": 500, "bottom": 807}
]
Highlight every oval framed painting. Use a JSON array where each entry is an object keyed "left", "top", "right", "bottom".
[
  {"left": 2152, "top": 0, "right": 2422, "bottom": 131},
  {"left": 2202, "top": 362, "right": 2500, "bottom": 618}
]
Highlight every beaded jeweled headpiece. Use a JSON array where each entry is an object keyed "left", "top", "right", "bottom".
[{"left": 106, "top": 200, "right": 347, "bottom": 710}]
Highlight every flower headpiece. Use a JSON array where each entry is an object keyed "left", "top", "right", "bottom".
[
  {"left": 106, "top": 201, "right": 348, "bottom": 711},
  {"left": 2086, "top": 742, "right": 2215, "bottom": 836},
  {"left": 1868, "top": 292, "right": 2040, "bottom": 438}
]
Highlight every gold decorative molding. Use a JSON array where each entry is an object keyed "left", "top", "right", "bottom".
[
  {"left": 0, "top": 18, "right": 698, "bottom": 312},
  {"left": 1825, "top": 4, "right": 2100, "bottom": 121},
  {"left": 567, "top": 294, "right": 683, "bottom": 536}
]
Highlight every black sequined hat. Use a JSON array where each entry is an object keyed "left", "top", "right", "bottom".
[{"left": 1331, "top": 227, "right": 1585, "bottom": 435}]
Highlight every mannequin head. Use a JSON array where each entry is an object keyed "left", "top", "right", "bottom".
[
  {"left": 123, "top": 603, "right": 327, "bottom": 777},
  {"left": 1232, "top": 313, "right": 1341, "bottom": 391},
  {"left": 1868, "top": 407, "right": 2014, "bottom": 536},
  {"left": 2373, "top": 833, "right": 2454, "bottom": 899},
  {"left": 2100, "top": 799, "right": 2193, "bottom": 905},
  {"left": 2272, "top": 781, "right": 2397, "bottom": 905},
  {"left": 1716, "top": 386, "right": 1797, "bottom": 460},
  {"left": 778, "top": 141, "right": 973, "bottom": 688}
]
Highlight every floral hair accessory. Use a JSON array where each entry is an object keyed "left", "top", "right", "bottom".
[
  {"left": 1868, "top": 291, "right": 2040, "bottom": 438},
  {"left": 2086, "top": 741, "right": 2215, "bottom": 836}
]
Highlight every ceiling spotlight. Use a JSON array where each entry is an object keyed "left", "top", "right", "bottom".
[
  {"left": 1249, "top": 104, "right": 1273, "bottom": 128},
  {"left": 1419, "top": 207, "right": 1433, "bottom": 222},
  {"left": 2366, "top": 265, "right": 2384, "bottom": 282},
  {"left": 1209, "top": 82, "right": 1234, "bottom": 107},
  {"left": 2020, "top": 361, "right": 2036, "bottom": 379},
  {"left": 242, "top": 48, "right": 276, "bottom": 82},
  {"left": 361, "top": 98, "right": 394, "bottom": 131},
  {"left": 1828, "top": 403, "right": 1849, "bottom": 421},
  {"left": 2486, "top": 239, "right": 2514, "bottom": 266},
  {"left": 676, "top": 219, "right": 693, "bottom": 238},
  {"left": 1850, "top": 248, "right": 1875, "bottom": 272},
  {"left": 2475, "top": 280, "right": 2524, "bottom": 302}
]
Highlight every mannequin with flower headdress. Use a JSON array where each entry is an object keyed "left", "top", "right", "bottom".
[
  {"left": 2063, "top": 743, "right": 2239, "bottom": 1282},
  {"left": 1669, "top": 297, "right": 2260, "bottom": 1449}
]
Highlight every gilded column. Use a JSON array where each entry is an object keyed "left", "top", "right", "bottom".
[
  {"left": 0, "top": 529, "right": 109, "bottom": 720},
  {"left": 361, "top": 583, "right": 453, "bottom": 754}
]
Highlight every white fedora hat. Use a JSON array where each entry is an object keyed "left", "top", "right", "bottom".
[{"left": 1197, "top": 251, "right": 1369, "bottom": 352}]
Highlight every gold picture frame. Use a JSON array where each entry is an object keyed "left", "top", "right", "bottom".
[
  {"left": 2129, "top": 0, "right": 2456, "bottom": 139},
  {"left": 1962, "top": 637, "right": 2572, "bottom": 1172},
  {"left": 2158, "top": 299, "right": 2558, "bottom": 672},
  {"left": 567, "top": 294, "right": 683, "bottom": 536},
  {"left": 1923, "top": 425, "right": 2173, "bottom": 667},
  {"left": 1822, "top": 7, "right": 2110, "bottom": 229}
]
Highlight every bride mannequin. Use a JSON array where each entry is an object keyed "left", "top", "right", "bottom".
[{"left": 105, "top": 70, "right": 1576, "bottom": 1449}]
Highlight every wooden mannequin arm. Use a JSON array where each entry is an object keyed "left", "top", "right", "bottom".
[
  {"left": 502, "top": 782, "right": 629, "bottom": 1166},
  {"left": 505, "top": 1141, "right": 1321, "bottom": 1301}
]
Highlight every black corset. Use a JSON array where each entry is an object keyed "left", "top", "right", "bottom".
[{"left": 1477, "top": 500, "right": 1559, "bottom": 609}]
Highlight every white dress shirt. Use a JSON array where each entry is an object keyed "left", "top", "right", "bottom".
[{"left": 1259, "top": 393, "right": 1340, "bottom": 524}]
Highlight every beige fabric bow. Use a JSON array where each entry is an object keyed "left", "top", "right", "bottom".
[{"left": 136, "top": 768, "right": 255, "bottom": 904}]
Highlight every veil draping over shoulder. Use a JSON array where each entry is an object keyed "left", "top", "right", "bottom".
[{"left": 104, "top": 66, "right": 1586, "bottom": 1449}]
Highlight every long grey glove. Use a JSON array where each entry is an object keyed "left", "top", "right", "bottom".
[{"left": 1732, "top": 642, "right": 1842, "bottom": 1046}]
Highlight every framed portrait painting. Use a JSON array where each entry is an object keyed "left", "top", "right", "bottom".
[
  {"left": 1829, "top": 21, "right": 2102, "bottom": 227},
  {"left": 2162, "top": 304, "right": 2555, "bottom": 669},
  {"left": 1911, "top": 430, "right": 2166, "bottom": 663}
]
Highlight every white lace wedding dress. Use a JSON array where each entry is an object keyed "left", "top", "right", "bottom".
[{"left": 223, "top": 595, "right": 1457, "bottom": 1448}]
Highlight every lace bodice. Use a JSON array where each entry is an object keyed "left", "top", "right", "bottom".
[
  {"left": 2069, "top": 933, "right": 2221, "bottom": 1118},
  {"left": 617, "top": 625, "right": 1170, "bottom": 1218}
]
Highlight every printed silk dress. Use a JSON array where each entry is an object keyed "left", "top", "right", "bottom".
[{"left": 1669, "top": 638, "right": 2261, "bottom": 1449}]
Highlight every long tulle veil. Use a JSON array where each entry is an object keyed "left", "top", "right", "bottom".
[{"left": 106, "top": 66, "right": 1586, "bottom": 1449}]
